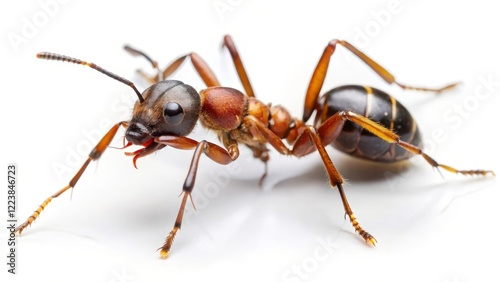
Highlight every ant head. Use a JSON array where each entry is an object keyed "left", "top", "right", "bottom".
[
  {"left": 34, "top": 52, "right": 201, "bottom": 146},
  {"left": 125, "top": 80, "right": 201, "bottom": 145}
]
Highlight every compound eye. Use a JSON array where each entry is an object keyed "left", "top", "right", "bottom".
[{"left": 163, "top": 102, "right": 184, "bottom": 125}]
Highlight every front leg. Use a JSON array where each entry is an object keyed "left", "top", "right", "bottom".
[
  {"left": 16, "top": 122, "right": 127, "bottom": 235},
  {"left": 154, "top": 135, "right": 237, "bottom": 258}
]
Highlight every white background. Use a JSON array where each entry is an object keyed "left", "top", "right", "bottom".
[{"left": 1, "top": 1, "right": 499, "bottom": 282}]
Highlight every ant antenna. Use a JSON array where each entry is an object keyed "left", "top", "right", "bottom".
[{"left": 37, "top": 52, "right": 145, "bottom": 103}]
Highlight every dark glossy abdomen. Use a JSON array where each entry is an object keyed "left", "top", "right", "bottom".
[{"left": 320, "top": 85, "right": 422, "bottom": 162}]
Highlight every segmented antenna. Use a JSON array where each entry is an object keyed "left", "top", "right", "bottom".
[{"left": 37, "top": 52, "right": 145, "bottom": 103}]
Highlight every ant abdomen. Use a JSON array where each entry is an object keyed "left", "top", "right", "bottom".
[{"left": 320, "top": 85, "right": 422, "bottom": 162}]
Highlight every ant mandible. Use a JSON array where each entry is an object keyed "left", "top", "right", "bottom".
[{"left": 16, "top": 35, "right": 495, "bottom": 258}]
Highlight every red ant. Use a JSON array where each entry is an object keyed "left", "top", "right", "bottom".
[{"left": 16, "top": 35, "right": 495, "bottom": 258}]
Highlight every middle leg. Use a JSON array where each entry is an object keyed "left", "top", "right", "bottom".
[
  {"left": 243, "top": 115, "right": 377, "bottom": 245},
  {"left": 221, "top": 34, "right": 256, "bottom": 98},
  {"left": 293, "top": 126, "right": 377, "bottom": 245}
]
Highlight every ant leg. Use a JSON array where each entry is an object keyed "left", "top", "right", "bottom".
[
  {"left": 161, "top": 52, "right": 220, "bottom": 87},
  {"left": 124, "top": 45, "right": 220, "bottom": 87},
  {"left": 293, "top": 126, "right": 377, "bottom": 245},
  {"left": 242, "top": 115, "right": 376, "bottom": 245},
  {"left": 15, "top": 122, "right": 127, "bottom": 235},
  {"left": 123, "top": 45, "right": 162, "bottom": 83},
  {"left": 294, "top": 126, "right": 377, "bottom": 245},
  {"left": 154, "top": 135, "right": 237, "bottom": 258},
  {"left": 320, "top": 111, "right": 495, "bottom": 176},
  {"left": 137, "top": 35, "right": 257, "bottom": 96},
  {"left": 222, "top": 35, "right": 255, "bottom": 97},
  {"left": 303, "top": 39, "right": 459, "bottom": 122},
  {"left": 246, "top": 110, "right": 493, "bottom": 246}
]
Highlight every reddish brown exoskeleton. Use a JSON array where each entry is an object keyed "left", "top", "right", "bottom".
[{"left": 16, "top": 35, "right": 494, "bottom": 258}]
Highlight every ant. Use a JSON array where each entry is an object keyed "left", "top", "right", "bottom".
[{"left": 16, "top": 35, "right": 495, "bottom": 258}]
